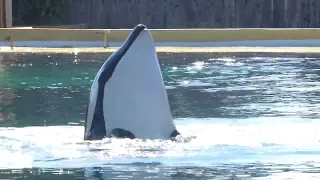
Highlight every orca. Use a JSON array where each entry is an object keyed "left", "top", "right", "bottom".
[{"left": 84, "top": 24, "right": 180, "bottom": 141}]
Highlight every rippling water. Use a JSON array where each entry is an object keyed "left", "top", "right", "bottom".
[{"left": 0, "top": 53, "right": 320, "bottom": 179}]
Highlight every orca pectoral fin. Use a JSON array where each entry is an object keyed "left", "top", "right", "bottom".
[
  {"left": 170, "top": 129, "right": 181, "bottom": 138},
  {"left": 108, "top": 128, "right": 180, "bottom": 140},
  {"left": 109, "top": 128, "right": 136, "bottom": 139}
]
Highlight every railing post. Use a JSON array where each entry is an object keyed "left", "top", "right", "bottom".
[
  {"left": 103, "top": 30, "right": 109, "bottom": 48},
  {"left": 5, "top": 0, "right": 11, "bottom": 28},
  {"left": 0, "top": 0, "right": 12, "bottom": 28},
  {"left": 9, "top": 31, "right": 13, "bottom": 49}
]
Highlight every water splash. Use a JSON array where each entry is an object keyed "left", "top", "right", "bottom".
[{"left": 1, "top": 117, "right": 319, "bottom": 169}]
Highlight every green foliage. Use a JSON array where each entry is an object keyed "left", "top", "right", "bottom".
[{"left": 12, "top": 0, "right": 69, "bottom": 26}]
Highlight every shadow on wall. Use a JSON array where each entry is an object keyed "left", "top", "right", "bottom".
[{"left": 67, "top": 0, "right": 320, "bottom": 29}]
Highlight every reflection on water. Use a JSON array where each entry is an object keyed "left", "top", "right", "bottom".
[
  {"left": 0, "top": 54, "right": 16, "bottom": 122},
  {"left": 0, "top": 88, "right": 15, "bottom": 121},
  {"left": 0, "top": 52, "right": 320, "bottom": 179},
  {"left": 2, "top": 53, "right": 320, "bottom": 126},
  {"left": 0, "top": 163, "right": 320, "bottom": 179}
]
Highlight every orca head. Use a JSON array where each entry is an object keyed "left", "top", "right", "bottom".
[{"left": 84, "top": 24, "right": 180, "bottom": 141}]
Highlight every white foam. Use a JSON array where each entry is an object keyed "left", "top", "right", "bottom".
[{"left": 0, "top": 117, "right": 319, "bottom": 168}]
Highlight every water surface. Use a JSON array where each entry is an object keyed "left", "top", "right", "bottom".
[{"left": 0, "top": 52, "right": 320, "bottom": 179}]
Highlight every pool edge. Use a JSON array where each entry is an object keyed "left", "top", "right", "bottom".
[{"left": 1, "top": 46, "right": 320, "bottom": 54}]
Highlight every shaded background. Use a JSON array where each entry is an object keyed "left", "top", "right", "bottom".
[{"left": 12, "top": 0, "right": 320, "bottom": 29}]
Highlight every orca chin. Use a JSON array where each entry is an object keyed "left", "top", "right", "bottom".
[{"left": 83, "top": 24, "right": 180, "bottom": 141}]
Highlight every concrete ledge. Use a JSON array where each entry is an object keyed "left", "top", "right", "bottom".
[
  {"left": 2, "top": 40, "right": 320, "bottom": 48},
  {"left": 1, "top": 46, "right": 320, "bottom": 54},
  {"left": 1, "top": 28, "right": 320, "bottom": 48},
  {"left": 1, "top": 28, "right": 320, "bottom": 54}
]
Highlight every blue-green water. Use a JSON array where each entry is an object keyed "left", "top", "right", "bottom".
[{"left": 1, "top": 52, "right": 320, "bottom": 179}]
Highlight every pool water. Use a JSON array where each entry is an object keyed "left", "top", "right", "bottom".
[{"left": 0, "top": 52, "right": 320, "bottom": 179}]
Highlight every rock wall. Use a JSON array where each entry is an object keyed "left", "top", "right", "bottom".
[{"left": 14, "top": 0, "right": 320, "bottom": 29}]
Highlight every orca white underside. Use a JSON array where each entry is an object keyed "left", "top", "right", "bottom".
[{"left": 84, "top": 24, "right": 179, "bottom": 140}]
